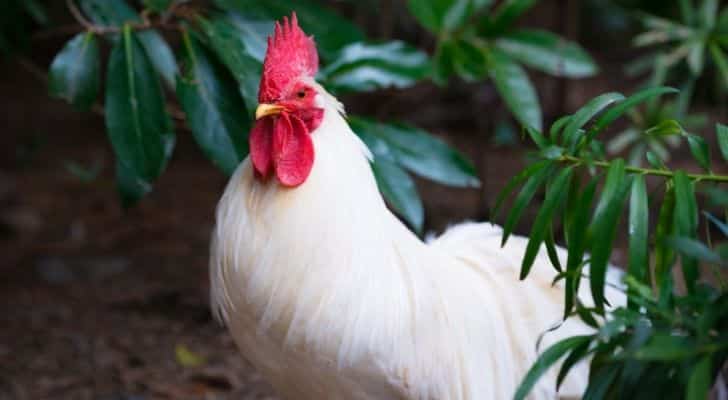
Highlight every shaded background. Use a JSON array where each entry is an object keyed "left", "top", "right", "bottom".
[{"left": 2, "top": 0, "right": 727, "bottom": 399}]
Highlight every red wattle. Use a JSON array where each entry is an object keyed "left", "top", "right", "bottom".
[
  {"left": 250, "top": 117, "right": 274, "bottom": 179},
  {"left": 272, "top": 113, "right": 314, "bottom": 187}
]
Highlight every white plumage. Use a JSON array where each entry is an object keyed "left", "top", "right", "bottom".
[{"left": 210, "top": 79, "right": 621, "bottom": 399}]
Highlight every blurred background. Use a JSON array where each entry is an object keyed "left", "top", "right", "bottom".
[{"left": 1, "top": 0, "right": 727, "bottom": 398}]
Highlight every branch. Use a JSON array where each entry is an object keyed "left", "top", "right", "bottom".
[
  {"left": 65, "top": 0, "right": 181, "bottom": 35},
  {"left": 557, "top": 154, "right": 728, "bottom": 183}
]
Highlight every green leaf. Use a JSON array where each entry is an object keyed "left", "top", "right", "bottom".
[
  {"left": 704, "top": 211, "right": 728, "bottom": 237},
  {"left": 556, "top": 338, "right": 592, "bottom": 390},
  {"left": 371, "top": 158, "right": 424, "bottom": 232},
  {"left": 637, "top": 11, "right": 693, "bottom": 37},
  {"left": 634, "top": 334, "right": 695, "bottom": 360},
  {"left": 116, "top": 159, "right": 152, "bottom": 207},
  {"left": 501, "top": 163, "right": 553, "bottom": 246},
  {"left": 644, "top": 119, "right": 684, "bottom": 137},
  {"left": 539, "top": 145, "right": 564, "bottom": 160},
  {"left": 488, "top": 0, "right": 537, "bottom": 36},
  {"left": 562, "top": 92, "right": 625, "bottom": 149},
  {"left": 224, "top": 13, "right": 274, "bottom": 63},
  {"left": 583, "top": 365, "right": 619, "bottom": 400},
  {"left": 593, "top": 158, "right": 626, "bottom": 220},
  {"left": 350, "top": 117, "right": 480, "bottom": 188},
  {"left": 606, "top": 129, "right": 639, "bottom": 155},
  {"left": 488, "top": 49, "right": 542, "bottom": 130},
  {"left": 213, "top": 0, "right": 364, "bottom": 61},
  {"left": 48, "top": 32, "right": 100, "bottom": 111},
  {"left": 105, "top": 26, "right": 174, "bottom": 183},
  {"left": 575, "top": 301, "right": 600, "bottom": 328},
  {"left": 513, "top": 335, "right": 594, "bottom": 400},
  {"left": 686, "top": 133, "right": 711, "bottom": 171},
  {"left": 494, "top": 29, "right": 597, "bottom": 78},
  {"left": 526, "top": 126, "right": 549, "bottom": 149},
  {"left": 654, "top": 187, "right": 676, "bottom": 287},
  {"left": 709, "top": 44, "right": 728, "bottom": 88},
  {"left": 687, "top": 41, "right": 706, "bottom": 76},
  {"left": 673, "top": 171, "right": 699, "bottom": 292},
  {"left": 21, "top": 0, "right": 48, "bottom": 25},
  {"left": 589, "top": 159, "right": 630, "bottom": 310},
  {"left": 521, "top": 168, "right": 572, "bottom": 279},
  {"left": 544, "top": 227, "right": 562, "bottom": 272},
  {"left": 492, "top": 160, "right": 549, "bottom": 218},
  {"left": 716, "top": 123, "right": 728, "bottom": 161},
  {"left": 667, "top": 236, "right": 724, "bottom": 264},
  {"left": 686, "top": 356, "right": 712, "bottom": 400},
  {"left": 451, "top": 37, "right": 489, "bottom": 82},
  {"left": 587, "top": 87, "right": 678, "bottom": 142},
  {"left": 628, "top": 175, "right": 649, "bottom": 291},
  {"left": 195, "top": 16, "right": 264, "bottom": 118},
  {"left": 699, "top": 0, "right": 718, "bottom": 28},
  {"left": 177, "top": 34, "right": 249, "bottom": 175},
  {"left": 432, "top": 39, "right": 457, "bottom": 84},
  {"left": 142, "top": 0, "right": 172, "bottom": 12},
  {"left": 549, "top": 115, "right": 571, "bottom": 141},
  {"left": 80, "top": 0, "right": 178, "bottom": 88},
  {"left": 320, "top": 41, "right": 430, "bottom": 93},
  {"left": 678, "top": 0, "right": 695, "bottom": 25},
  {"left": 408, "top": 0, "right": 492, "bottom": 33},
  {"left": 705, "top": 186, "right": 728, "bottom": 207},
  {"left": 564, "top": 178, "right": 598, "bottom": 318}
]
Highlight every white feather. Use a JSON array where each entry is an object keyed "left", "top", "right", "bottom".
[{"left": 210, "top": 82, "right": 623, "bottom": 399}]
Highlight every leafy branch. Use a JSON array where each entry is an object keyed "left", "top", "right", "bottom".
[
  {"left": 501, "top": 87, "right": 728, "bottom": 400},
  {"left": 408, "top": 0, "right": 598, "bottom": 131},
  {"left": 44, "top": 0, "right": 479, "bottom": 232},
  {"left": 556, "top": 154, "right": 728, "bottom": 183},
  {"left": 66, "top": 0, "right": 183, "bottom": 35}
]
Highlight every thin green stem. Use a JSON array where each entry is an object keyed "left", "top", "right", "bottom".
[{"left": 557, "top": 155, "right": 728, "bottom": 183}]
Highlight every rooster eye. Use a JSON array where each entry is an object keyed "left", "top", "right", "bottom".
[{"left": 296, "top": 90, "right": 306, "bottom": 98}]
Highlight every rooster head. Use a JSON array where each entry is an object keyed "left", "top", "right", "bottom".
[{"left": 250, "top": 13, "right": 324, "bottom": 187}]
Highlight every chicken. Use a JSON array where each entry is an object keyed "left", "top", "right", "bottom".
[{"left": 210, "top": 14, "right": 620, "bottom": 400}]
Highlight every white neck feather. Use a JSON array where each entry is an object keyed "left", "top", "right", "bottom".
[{"left": 210, "top": 82, "right": 428, "bottom": 351}]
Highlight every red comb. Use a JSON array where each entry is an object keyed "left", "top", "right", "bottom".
[{"left": 258, "top": 13, "right": 319, "bottom": 103}]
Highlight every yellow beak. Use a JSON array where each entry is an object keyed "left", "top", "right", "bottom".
[{"left": 255, "top": 103, "right": 284, "bottom": 120}]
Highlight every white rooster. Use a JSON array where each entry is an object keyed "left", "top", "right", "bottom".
[{"left": 210, "top": 14, "right": 619, "bottom": 400}]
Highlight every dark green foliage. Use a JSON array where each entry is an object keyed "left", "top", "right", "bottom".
[
  {"left": 49, "top": 32, "right": 100, "bottom": 111},
  {"left": 350, "top": 117, "right": 479, "bottom": 189},
  {"left": 319, "top": 41, "right": 431, "bottom": 94},
  {"left": 0, "top": 0, "right": 48, "bottom": 56},
  {"left": 177, "top": 33, "right": 249, "bottom": 175},
  {"left": 213, "top": 0, "right": 365, "bottom": 61},
  {"left": 105, "top": 26, "right": 174, "bottom": 186},
  {"left": 80, "top": 0, "right": 178, "bottom": 88},
  {"left": 351, "top": 117, "right": 480, "bottom": 230},
  {"left": 633, "top": 0, "right": 728, "bottom": 86},
  {"left": 409, "top": 0, "right": 597, "bottom": 130},
  {"left": 488, "top": 49, "right": 542, "bottom": 130},
  {"left": 42, "top": 0, "right": 488, "bottom": 227},
  {"left": 502, "top": 87, "right": 728, "bottom": 399},
  {"left": 370, "top": 158, "right": 424, "bottom": 233},
  {"left": 141, "top": 0, "right": 173, "bottom": 13}
]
